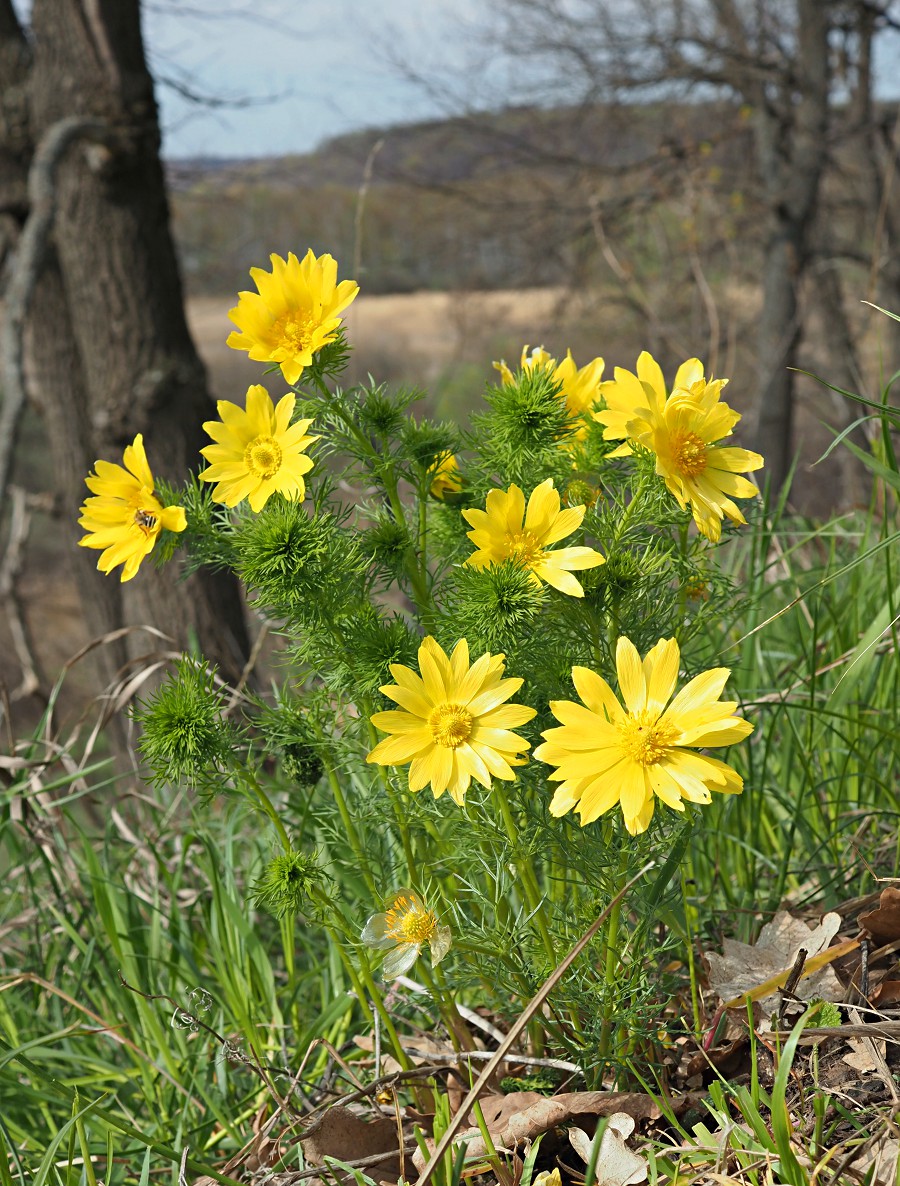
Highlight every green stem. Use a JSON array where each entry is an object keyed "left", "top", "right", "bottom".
[
  {"left": 598, "top": 846, "right": 631, "bottom": 1068},
  {"left": 364, "top": 713, "right": 419, "bottom": 884},
  {"left": 612, "top": 471, "right": 651, "bottom": 547},
  {"left": 237, "top": 766, "right": 292, "bottom": 853},
  {"left": 308, "top": 371, "right": 433, "bottom": 620},
  {"left": 681, "top": 863, "right": 703, "bottom": 1042},
  {"left": 492, "top": 783, "right": 557, "bottom": 967},
  {"left": 324, "top": 760, "right": 379, "bottom": 896}
]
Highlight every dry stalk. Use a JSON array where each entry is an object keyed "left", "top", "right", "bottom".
[{"left": 414, "top": 861, "right": 655, "bottom": 1186}]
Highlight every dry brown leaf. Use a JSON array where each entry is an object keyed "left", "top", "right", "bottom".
[
  {"left": 705, "top": 911, "right": 843, "bottom": 1011},
  {"left": 872, "top": 979, "right": 900, "bottom": 1008},
  {"left": 860, "top": 889, "right": 900, "bottom": 944},
  {"left": 301, "top": 1105, "right": 402, "bottom": 1182},
  {"left": 412, "top": 1090, "right": 659, "bottom": 1169},
  {"left": 853, "top": 1134, "right": 900, "bottom": 1185},
  {"left": 464, "top": 1090, "right": 545, "bottom": 1129},
  {"left": 685, "top": 1038, "right": 748, "bottom": 1083},
  {"left": 842, "top": 1036, "right": 882, "bottom": 1074},
  {"left": 353, "top": 1030, "right": 457, "bottom": 1076},
  {"left": 569, "top": 1116, "right": 648, "bottom": 1186}
]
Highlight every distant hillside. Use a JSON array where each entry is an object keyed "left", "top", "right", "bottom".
[{"left": 167, "top": 100, "right": 759, "bottom": 296}]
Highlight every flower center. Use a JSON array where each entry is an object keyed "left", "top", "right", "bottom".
[
  {"left": 384, "top": 896, "right": 438, "bottom": 945},
  {"left": 132, "top": 506, "right": 159, "bottom": 536},
  {"left": 671, "top": 430, "right": 708, "bottom": 478},
  {"left": 504, "top": 530, "right": 544, "bottom": 566},
  {"left": 618, "top": 710, "right": 678, "bottom": 767},
  {"left": 428, "top": 702, "right": 473, "bottom": 748},
  {"left": 273, "top": 312, "right": 315, "bottom": 354},
  {"left": 244, "top": 435, "right": 283, "bottom": 480}
]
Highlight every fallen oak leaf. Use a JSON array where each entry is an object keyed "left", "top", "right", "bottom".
[
  {"left": 301, "top": 1104, "right": 403, "bottom": 1183},
  {"left": 722, "top": 938, "right": 859, "bottom": 1010},
  {"left": 706, "top": 911, "right": 856, "bottom": 1010}
]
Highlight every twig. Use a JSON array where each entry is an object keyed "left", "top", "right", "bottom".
[
  {"left": 353, "top": 137, "right": 384, "bottom": 281},
  {"left": 0, "top": 486, "right": 51, "bottom": 701},
  {"left": 415, "top": 861, "right": 655, "bottom": 1186}
]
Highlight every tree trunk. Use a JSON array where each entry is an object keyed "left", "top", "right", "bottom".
[
  {"left": 748, "top": 0, "right": 830, "bottom": 495},
  {"left": 3, "top": 0, "right": 249, "bottom": 693}
]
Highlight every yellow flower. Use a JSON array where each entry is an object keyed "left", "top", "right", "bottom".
[
  {"left": 367, "top": 636, "right": 536, "bottom": 805},
  {"left": 361, "top": 887, "right": 451, "bottom": 979},
  {"left": 493, "top": 343, "right": 554, "bottom": 387},
  {"left": 429, "top": 451, "right": 462, "bottom": 499},
  {"left": 494, "top": 345, "right": 605, "bottom": 438},
  {"left": 534, "top": 636, "right": 753, "bottom": 836},
  {"left": 462, "top": 477, "right": 605, "bottom": 597},
  {"left": 226, "top": 249, "right": 359, "bottom": 386},
  {"left": 594, "top": 351, "right": 763, "bottom": 542},
  {"left": 198, "top": 385, "right": 318, "bottom": 513},
  {"left": 78, "top": 434, "right": 187, "bottom": 582}
]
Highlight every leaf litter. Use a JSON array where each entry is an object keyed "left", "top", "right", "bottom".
[{"left": 195, "top": 887, "right": 900, "bottom": 1186}]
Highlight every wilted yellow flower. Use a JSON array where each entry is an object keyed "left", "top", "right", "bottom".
[
  {"left": 198, "top": 385, "right": 318, "bottom": 513},
  {"left": 226, "top": 249, "right": 359, "bottom": 386},
  {"left": 362, "top": 887, "right": 451, "bottom": 979},
  {"left": 367, "top": 636, "right": 535, "bottom": 805},
  {"left": 594, "top": 351, "right": 763, "bottom": 542},
  {"left": 534, "top": 636, "right": 753, "bottom": 836},
  {"left": 462, "top": 477, "right": 604, "bottom": 597},
  {"left": 429, "top": 451, "right": 462, "bottom": 499},
  {"left": 494, "top": 344, "right": 605, "bottom": 438},
  {"left": 78, "top": 434, "right": 186, "bottom": 582}
]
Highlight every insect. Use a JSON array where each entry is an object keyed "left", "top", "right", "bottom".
[{"left": 133, "top": 508, "right": 158, "bottom": 532}]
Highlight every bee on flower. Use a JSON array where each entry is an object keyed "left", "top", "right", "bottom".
[
  {"left": 78, "top": 434, "right": 186, "bottom": 582},
  {"left": 362, "top": 888, "right": 451, "bottom": 979}
]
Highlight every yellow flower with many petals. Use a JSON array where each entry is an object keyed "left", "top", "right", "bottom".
[
  {"left": 367, "top": 636, "right": 536, "bottom": 805},
  {"left": 462, "top": 477, "right": 604, "bottom": 598},
  {"left": 199, "top": 385, "right": 318, "bottom": 513},
  {"left": 226, "top": 249, "right": 359, "bottom": 386},
  {"left": 429, "top": 451, "right": 462, "bottom": 499},
  {"left": 594, "top": 351, "right": 763, "bottom": 542},
  {"left": 494, "top": 345, "right": 605, "bottom": 438},
  {"left": 78, "top": 435, "right": 187, "bottom": 582},
  {"left": 361, "top": 887, "right": 451, "bottom": 979},
  {"left": 534, "top": 636, "right": 753, "bottom": 836}
]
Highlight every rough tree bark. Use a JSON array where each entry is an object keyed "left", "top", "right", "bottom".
[
  {"left": 745, "top": 0, "right": 830, "bottom": 493},
  {"left": 0, "top": 0, "right": 249, "bottom": 696}
]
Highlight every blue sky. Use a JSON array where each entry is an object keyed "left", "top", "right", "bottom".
[
  {"left": 145, "top": 0, "right": 484, "bottom": 159},
  {"left": 11, "top": 1, "right": 900, "bottom": 161}
]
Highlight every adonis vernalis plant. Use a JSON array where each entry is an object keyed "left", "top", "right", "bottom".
[
  {"left": 367, "top": 635, "right": 535, "bottom": 804},
  {"left": 199, "top": 385, "right": 318, "bottom": 511},
  {"left": 227, "top": 248, "right": 359, "bottom": 385},
  {"left": 84, "top": 249, "right": 764, "bottom": 1081},
  {"left": 595, "top": 351, "right": 763, "bottom": 541}
]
